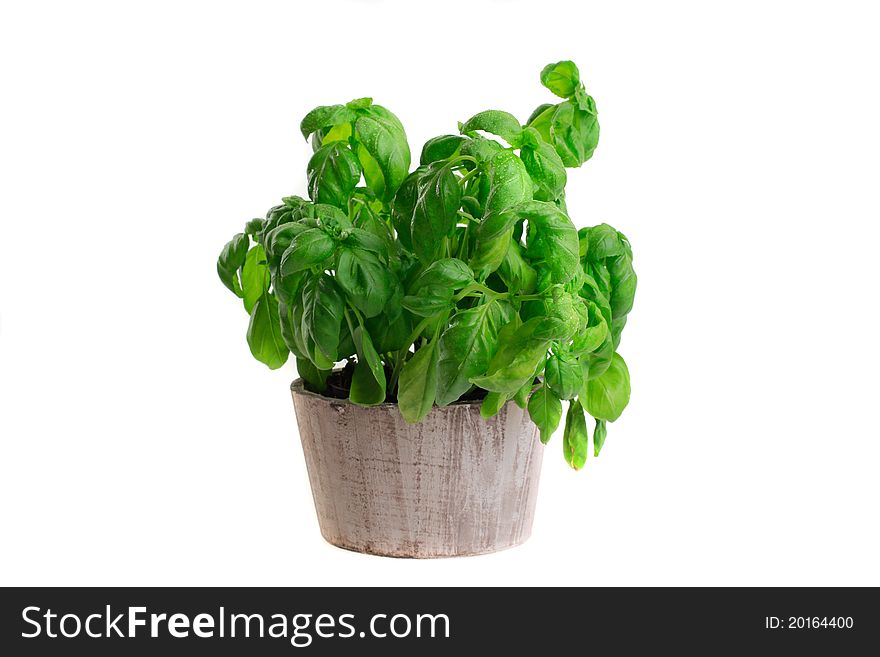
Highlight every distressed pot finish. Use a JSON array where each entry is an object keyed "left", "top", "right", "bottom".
[{"left": 291, "top": 380, "right": 544, "bottom": 558}]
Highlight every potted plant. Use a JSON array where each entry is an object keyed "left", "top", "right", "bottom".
[{"left": 217, "top": 61, "right": 636, "bottom": 557}]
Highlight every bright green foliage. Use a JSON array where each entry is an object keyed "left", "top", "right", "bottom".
[{"left": 218, "top": 62, "right": 637, "bottom": 467}]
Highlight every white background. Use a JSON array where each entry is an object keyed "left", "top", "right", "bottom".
[{"left": 1, "top": 0, "right": 878, "bottom": 586}]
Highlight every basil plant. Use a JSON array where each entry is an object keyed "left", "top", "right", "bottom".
[{"left": 218, "top": 61, "right": 636, "bottom": 469}]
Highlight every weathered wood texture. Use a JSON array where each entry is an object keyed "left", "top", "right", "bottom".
[{"left": 291, "top": 380, "right": 544, "bottom": 558}]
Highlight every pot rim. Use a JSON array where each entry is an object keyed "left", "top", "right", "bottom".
[{"left": 290, "top": 377, "right": 488, "bottom": 410}]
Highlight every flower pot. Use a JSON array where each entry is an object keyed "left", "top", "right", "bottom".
[{"left": 290, "top": 380, "right": 544, "bottom": 558}]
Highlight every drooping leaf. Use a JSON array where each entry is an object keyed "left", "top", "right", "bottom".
[
  {"left": 528, "top": 383, "right": 563, "bottom": 444},
  {"left": 562, "top": 398, "right": 589, "bottom": 470},
  {"left": 398, "top": 340, "right": 439, "bottom": 423},
  {"left": 593, "top": 418, "right": 608, "bottom": 457},
  {"left": 350, "top": 326, "right": 387, "bottom": 406},
  {"left": 247, "top": 294, "right": 289, "bottom": 370},
  {"left": 217, "top": 233, "right": 249, "bottom": 296},
  {"left": 583, "top": 352, "right": 631, "bottom": 422},
  {"left": 241, "top": 245, "right": 270, "bottom": 313}
]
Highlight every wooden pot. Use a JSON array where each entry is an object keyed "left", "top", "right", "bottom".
[{"left": 291, "top": 380, "right": 544, "bottom": 558}]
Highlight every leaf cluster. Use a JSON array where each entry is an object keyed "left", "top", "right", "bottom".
[{"left": 217, "top": 62, "right": 636, "bottom": 467}]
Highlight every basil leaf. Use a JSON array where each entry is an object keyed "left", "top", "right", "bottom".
[
  {"left": 307, "top": 141, "right": 362, "bottom": 209},
  {"left": 354, "top": 106, "right": 411, "bottom": 201},
  {"left": 484, "top": 151, "right": 532, "bottom": 216},
  {"left": 480, "top": 391, "right": 510, "bottom": 419},
  {"left": 279, "top": 228, "right": 336, "bottom": 276},
  {"left": 300, "top": 104, "right": 357, "bottom": 141},
  {"left": 217, "top": 232, "right": 249, "bottom": 297},
  {"left": 410, "top": 258, "right": 473, "bottom": 293},
  {"left": 241, "top": 245, "right": 270, "bottom": 313},
  {"left": 335, "top": 246, "right": 394, "bottom": 318},
  {"left": 264, "top": 222, "right": 310, "bottom": 270},
  {"left": 497, "top": 240, "right": 537, "bottom": 294},
  {"left": 469, "top": 209, "right": 519, "bottom": 279},
  {"left": 300, "top": 273, "right": 344, "bottom": 368},
  {"left": 562, "top": 398, "right": 588, "bottom": 470},
  {"left": 420, "top": 134, "right": 467, "bottom": 165},
  {"left": 583, "top": 352, "right": 630, "bottom": 422},
  {"left": 247, "top": 293, "right": 289, "bottom": 370},
  {"left": 436, "top": 299, "right": 514, "bottom": 406},
  {"left": 411, "top": 164, "right": 462, "bottom": 263},
  {"left": 296, "top": 357, "right": 329, "bottom": 392},
  {"left": 540, "top": 60, "right": 581, "bottom": 99},
  {"left": 545, "top": 350, "right": 581, "bottom": 400},
  {"left": 398, "top": 340, "right": 439, "bottom": 423},
  {"left": 460, "top": 110, "right": 524, "bottom": 148},
  {"left": 390, "top": 167, "right": 426, "bottom": 251},
  {"left": 523, "top": 201, "right": 580, "bottom": 288},
  {"left": 593, "top": 418, "right": 607, "bottom": 457},
  {"left": 470, "top": 317, "right": 549, "bottom": 394},
  {"left": 520, "top": 127, "right": 567, "bottom": 202},
  {"left": 528, "top": 383, "right": 563, "bottom": 444},
  {"left": 350, "top": 326, "right": 387, "bottom": 406}
]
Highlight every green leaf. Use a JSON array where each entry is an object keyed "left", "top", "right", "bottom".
[
  {"left": 335, "top": 246, "right": 394, "bottom": 318},
  {"left": 513, "top": 379, "right": 533, "bottom": 409},
  {"left": 307, "top": 142, "right": 362, "bottom": 209},
  {"left": 544, "top": 350, "right": 581, "bottom": 400},
  {"left": 436, "top": 299, "right": 514, "bottom": 405},
  {"left": 583, "top": 352, "right": 631, "bottom": 422},
  {"left": 241, "top": 245, "right": 270, "bottom": 313},
  {"left": 350, "top": 326, "right": 387, "bottom": 406},
  {"left": 390, "top": 167, "right": 426, "bottom": 250},
  {"left": 247, "top": 294, "right": 289, "bottom": 370},
  {"left": 528, "top": 383, "right": 563, "bottom": 444},
  {"left": 300, "top": 273, "right": 344, "bottom": 367},
  {"left": 470, "top": 317, "right": 549, "bottom": 394},
  {"left": 460, "top": 110, "right": 523, "bottom": 148},
  {"left": 563, "top": 398, "right": 588, "bottom": 470},
  {"left": 523, "top": 201, "right": 580, "bottom": 288},
  {"left": 410, "top": 258, "right": 473, "bottom": 293},
  {"left": 497, "top": 240, "right": 537, "bottom": 294},
  {"left": 300, "top": 104, "right": 357, "bottom": 141},
  {"left": 470, "top": 208, "right": 519, "bottom": 279},
  {"left": 593, "top": 418, "right": 607, "bottom": 457},
  {"left": 217, "top": 233, "right": 249, "bottom": 296},
  {"left": 530, "top": 99, "right": 599, "bottom": 167},
  {"left": 420, "top": 134, "right": 467, "bottom": 165},
  {"left": 480, "top": 391, "right": 509, "bottom": 419},
  {"left": 279, "top": 228, "right": 336, "bottom": 276},
  {"left": 540, "top": 61, "right": 581, "bottom": 99},
  {"left": 264, "top": 222, "right": 310, "bottom": 269},
  {"left": 484, "top": 150, "right": 532, "bottom": 216},
  {"left": 354, "top": 106, "right": 411, "bottom": 201},
  {"left": 342, "top": 227, "right": 388, "bottom": 257},
  {"left": 296, "top": 357, "right": 329, "bottom": 392},
  {"left": 398, "top": 340, "right": 439, "bottom": 423},
  {"left": 356, "top": 143, "right": 387, "bottom": 200},
  {"left": 411, "top": 164, "right": 462, "bottom": 263},
  {"left": 520, "top": 127, "right": 567, "bottom": 202}
]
